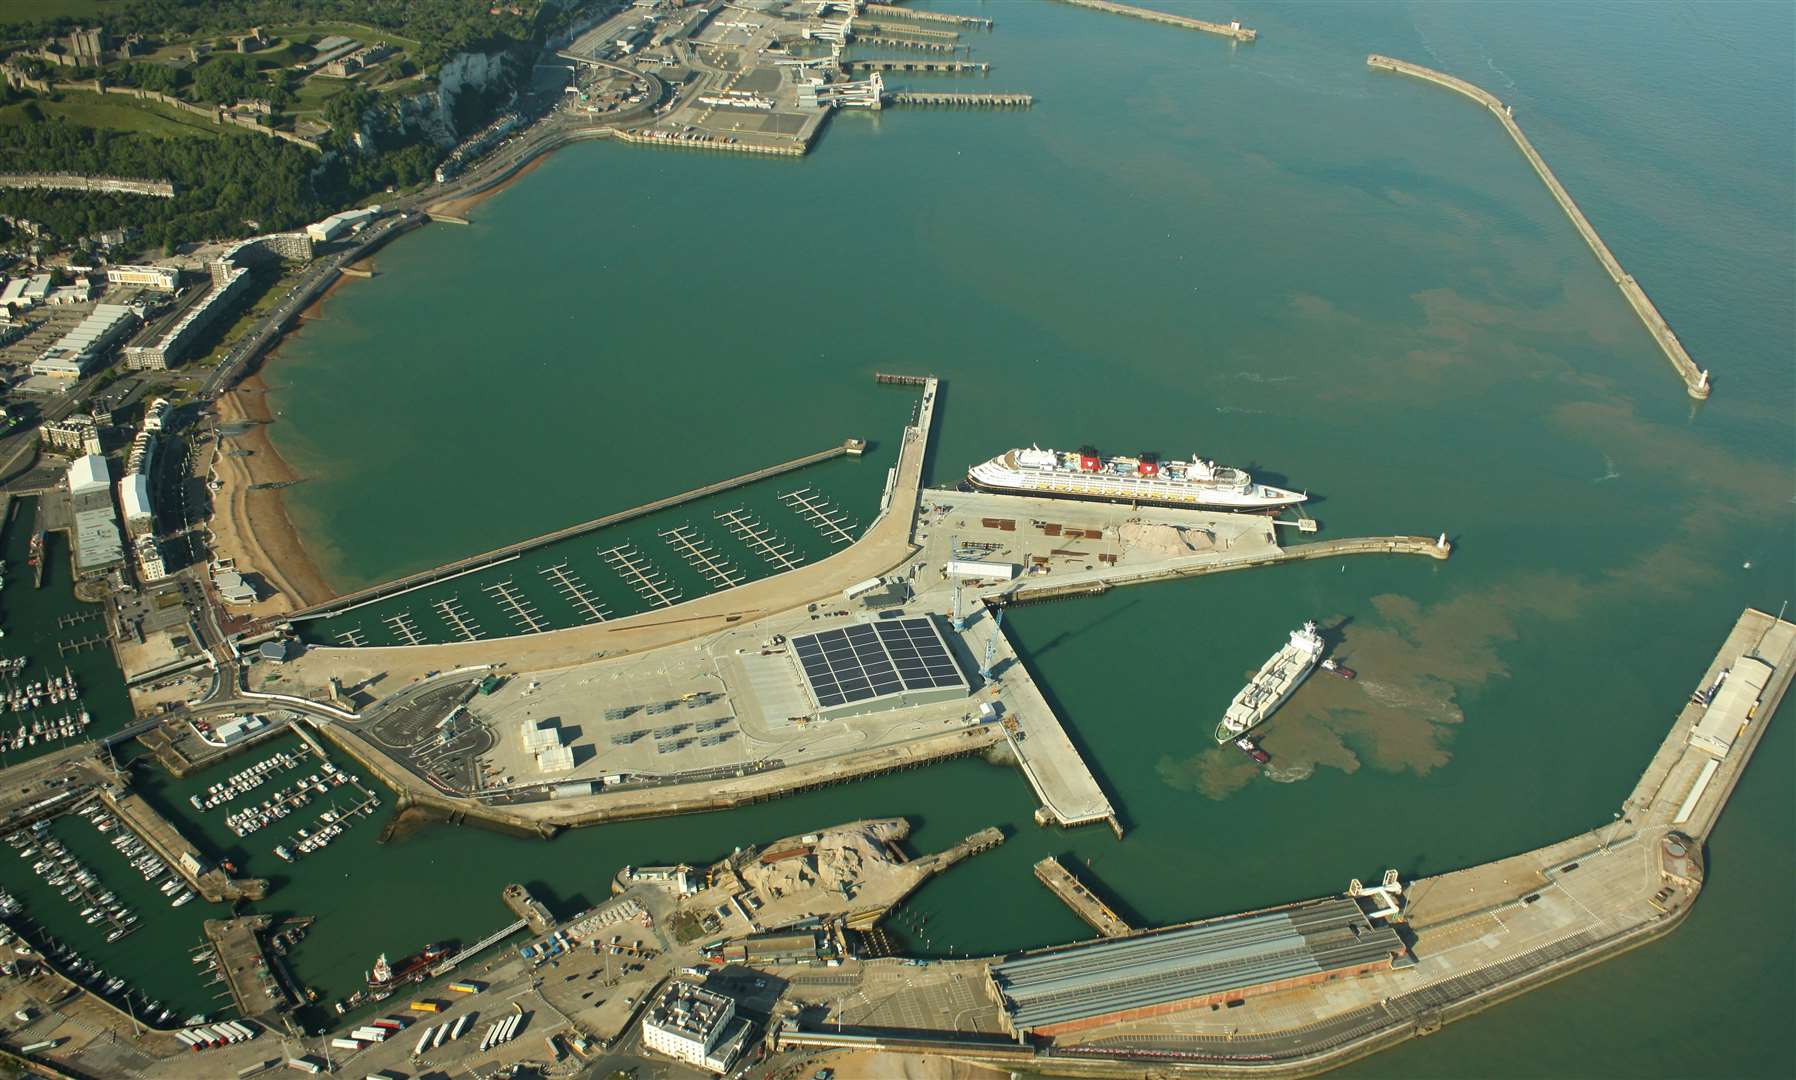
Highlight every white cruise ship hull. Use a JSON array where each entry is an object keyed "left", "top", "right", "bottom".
[{"left": 968, "top": 450, "right": 1307, "bottom": 511}]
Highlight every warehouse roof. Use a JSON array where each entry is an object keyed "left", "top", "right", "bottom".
[
  {"left": 990, "top": 897, "right": 1404, "bottom": 1033},
  {"left": 67, "top": 453, "right": 109, "bottom": 494}
]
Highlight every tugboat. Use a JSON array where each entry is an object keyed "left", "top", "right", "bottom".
[
  {"left": 1234, "top": 736, "right": 1271, "bottom": 764},
  {"left": 366, "top": 942, "right": 451, "bottom": 990},
  {"left": 1321, "top": 658, "right": 1357, "bottom": 680}
]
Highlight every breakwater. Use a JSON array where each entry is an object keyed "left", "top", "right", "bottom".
[
  {"left": 1367, "top": 55, "right": 1711, "bottom": 399},
  {"left": 1050, "top": 0, "right": 1257, "bottom": 42}
]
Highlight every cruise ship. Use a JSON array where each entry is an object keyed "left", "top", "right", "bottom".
[
  {"left": 967, "top": 446, "right": 1307, "bottom": 510},
  {"left": 1214, "top": 621, "right": 1324, "bottom": 743}
]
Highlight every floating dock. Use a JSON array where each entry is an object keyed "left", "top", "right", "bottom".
[
  {"left": 1051, "top": 0, "right": 1257, "bottom": 42},
  {"left": 1367, "top": 54, "right": 1710, "bottom": 399},
  {"left": 1034, "top": 856, "right": 1132, "bottom": 938}
]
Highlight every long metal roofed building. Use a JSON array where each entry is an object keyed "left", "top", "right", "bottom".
[
  {"left": 988, "top": 897, "right": 1409, "bottom": 1038},
  {"left": 789, "top": 614, "right": 971, "bottom": 720}
]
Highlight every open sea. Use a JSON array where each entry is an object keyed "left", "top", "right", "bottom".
[{"left": 6, "top": 2, "right": 1791, "bottom": 1074}]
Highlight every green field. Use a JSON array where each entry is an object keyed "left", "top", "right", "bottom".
[
  {"left": 0, "top": 0, "right": 131, "bottom": 29},
  {"left": 0, "top": 90, "right": 240, "bottom": 138}
]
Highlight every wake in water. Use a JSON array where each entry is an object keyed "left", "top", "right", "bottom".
[
  {"left": 1220, "top": 371, "right": 1296, "bottom": 384},
  {"left": 1593, "top": 454, "right": 1621, "bottom": 483},
  {"left": 1215, "top": 406, "right": 1267, "bottom": 416}
]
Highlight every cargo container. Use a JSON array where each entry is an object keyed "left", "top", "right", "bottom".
[
  {"left": 285, "top": 1057, "right": 324, "bottom": 1074},
  {"left": 843, "top": 577, "right": 882, "bottom": 600},
  {"left": 329, "top": 1037, "right": 362, "bottom": 1051},
  {"left": 226, "top": 1021, "right": 258, "bottom": 1041},
  {"left": 448, "top": 980, "right": 484, "bottom": 994},
  {"left": 371, "top": 1018, "right": 403, "bottom": 1031},
  {"left": 175, "top": 1031, "right": 202, "bottom": 1048},
  {"left": 449, "top": 1014, "right": 470, "bottom": 1040},
  {"left": 351, "top": 1026, "right": 387, "bottom": 1042},
  {"left": 432, "top": 1023, "right": 450, "bottom": 1049},
  {"left": 410, "top": 999, "right": 442, "bottom": 1013},
  {"left": 413, "top": 1026, "right": 434, "bottom": 1056},
  {"left": 20, "top": 1038, "right": 60, "bottom": 1054}
]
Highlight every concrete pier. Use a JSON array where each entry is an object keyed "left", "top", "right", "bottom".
[
  {"left": 864, "top": 3, "right": 992, "bottom": 29},
  {"left": 888, "top": 92, "right": 1033, "bottom": 109},
  {"left": 1368, "top": 54, "right": 1711, "bottom": 399},
  {"left": 1051, "top": 0, "right": 1257, "bottom": 42},
  {"left": 974, "top": 611, "right": 1120, "bottom": 835},
  {"left": 98, "top": 786, "right": 267, "bottom": 903},
  {"left": 278, "top": 438, "right": 863, "bottom": 624},
  {"left": 1034, "top": 856, "right": 1133, "bottom": 938},
  {"left": 844, "top": 59, "right": 989, "bottom": 74},
  {"left": 202, "top": 915, "right": 290, "bottom": 1019}
]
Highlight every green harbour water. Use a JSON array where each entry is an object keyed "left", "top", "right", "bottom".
[{"left": 7, "top": 2, "right": 1793, "bottom": 1074}]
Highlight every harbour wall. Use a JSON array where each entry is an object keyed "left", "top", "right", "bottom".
[
  {"left": 316, "top": 714, "right": 1003, "bottom": 835},
  {"left": 1050, "top": 0, "right": 1257, "bottom": 42},
  {"left": 1367, "top": 54, "right": 1711, "bottom": 399},
  {"left": 995, "top": 535, "right": 1451, "bottom": 607}
]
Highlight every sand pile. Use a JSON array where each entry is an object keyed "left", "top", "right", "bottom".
[{"left": 1118, "top": 522, "right": 1216, "bottom": 559}]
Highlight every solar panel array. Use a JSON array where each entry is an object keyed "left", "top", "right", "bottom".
[{"left": 793, "top": 617, "right": 968, "bottom": 710}]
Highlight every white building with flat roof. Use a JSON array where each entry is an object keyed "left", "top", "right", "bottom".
[
  {"left": 305, "top": 206, "right": 379, "bottom": 243},
  {"left": 106, "top": 264, "right": 181, "bottom": 290},
  {"left": 641, "top": 982, "right": 747, "bottom": 1073}
]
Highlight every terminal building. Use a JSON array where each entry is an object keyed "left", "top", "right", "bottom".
[
  {"left": 1688, "top": 620, "right": 1795, "bottom": 759},
  {"left": 788, "top": 615, "right": 971, "bottom": 720},
  {"left": 32, "top": 303, "right": 140, "bottom": 377},
  {"left": 105, "top": 264, "right": 181, "bottom": 290},
  {"left": 640, "top": 981, "right": 751, "bottom": 1073},
  {"left": 66, "top": 454, "right": 126, "bottom": 577},
  {"left": 305, "top": 207, "right": 379, "bottom": 244},
  {"left": 987, "top": 897, "right": 1410, "bottom": 1039}
]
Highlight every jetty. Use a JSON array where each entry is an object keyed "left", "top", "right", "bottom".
[
  {"left": 1367, "top": 54, "right": 1710, "bottom": 399},
  {"left": 1050, "top": 0, "right": 1257, "bottom": 42},
  {"left": 844, "top": 59, "right": 989, "bottom": 74},
  {"left": 1034, "top": 856, "right": 1133, "bottom": 938},
  {"left": 864, "top": 3, "right": 991, "bottom": 29},
  {"left": 98, "top": 785, "right": 267, "bottom": 903},
  {"left": 202, "top": 915, "right": 292, "bottom": 1019},
  {"left": 888, "top": 92, "right": 1033, "bottom": 109}
]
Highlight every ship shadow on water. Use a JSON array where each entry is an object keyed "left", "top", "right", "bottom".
[
  {"left": 1243, "top": 463, "right": 1324, "bottom": 507},
  {"left": 1002, "top": 605, "right": 1141, "bottom": 834}
]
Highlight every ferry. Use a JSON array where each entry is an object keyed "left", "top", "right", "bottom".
[
  {"left": 968, "top": 445, "right": 1307, "bottom": 510},
  {"left": 1214, "top": 621, "right": 1324, "bottom": 743}
]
